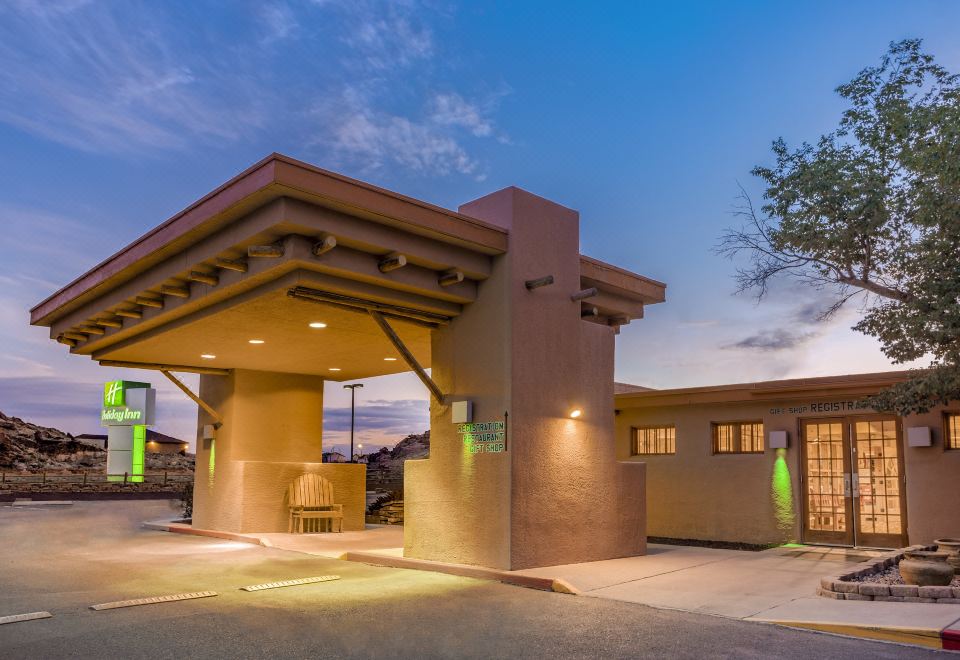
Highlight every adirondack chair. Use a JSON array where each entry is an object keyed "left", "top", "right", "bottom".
[{"left": 287, "top": 473, "right": 344, "bottom": 533}]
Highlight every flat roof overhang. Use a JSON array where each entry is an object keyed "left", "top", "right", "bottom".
[
  {"left": 614, "top": 371, "right": 915, "bottom": 409},
  {"left": 31, "top": 153, "right": 666, "bottom": 379}
]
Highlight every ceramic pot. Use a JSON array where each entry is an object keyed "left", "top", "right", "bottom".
[
  {"left": 899, "top": 551, "right": 955, "bottom": 586},
  {"left": 935, "top": 538, "right": 960, "bottom": 575}
]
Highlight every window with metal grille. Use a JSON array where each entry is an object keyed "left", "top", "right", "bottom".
[
  {"left": 712, "top": 421, "right": 764, "bottom": 454},
  {"left": 631, "top": 426, "right": 676, "bottom": 455}
]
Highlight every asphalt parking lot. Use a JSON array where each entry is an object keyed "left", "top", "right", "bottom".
[{"left": 0, "top": 500, "right": 946, "bottom": 659}]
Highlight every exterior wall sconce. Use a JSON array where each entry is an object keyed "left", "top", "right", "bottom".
[
  {"left": 907, "top": 426, "right": 932, "bottom": 447},
  {"left": 769, "top": 430, "right": 788, "bottom": 449}
]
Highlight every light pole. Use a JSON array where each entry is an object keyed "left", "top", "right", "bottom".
[{"left": 343, "top": 383, "right": 363, "bottom": 463}]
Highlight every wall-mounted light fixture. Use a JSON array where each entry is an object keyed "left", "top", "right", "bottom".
[{"left": 569, "top": 408, "right": 583, "bottom": 419}]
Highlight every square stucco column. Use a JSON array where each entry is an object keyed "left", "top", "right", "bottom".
[
  {"left": 192, "top": 369, "right": 366, "bottom": 533},
  {"left": 405, "top": 187, "right": 646, "bottom": 570}
]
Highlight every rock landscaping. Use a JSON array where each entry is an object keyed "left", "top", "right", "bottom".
[{"left": 818, "top": 545, "right": 960, "bottom": 603}]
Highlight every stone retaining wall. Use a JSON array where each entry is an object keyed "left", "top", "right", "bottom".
[
  {"left": 818, "top": 545, "right": 960, "bottom": 603},
  {"left": 366, "top": 500, "right": 404, "bottom": 525}
]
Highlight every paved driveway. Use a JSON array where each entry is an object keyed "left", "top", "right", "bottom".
[{"left": 0, "top": 501, "right": 945, "bottom": 659}]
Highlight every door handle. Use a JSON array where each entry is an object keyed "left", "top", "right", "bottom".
[
  {"left": 851, "top": 473, "right": 860, "bottom": 498},
  {"left": 843, "top": 473, "right": 851, "bottom": 498}
]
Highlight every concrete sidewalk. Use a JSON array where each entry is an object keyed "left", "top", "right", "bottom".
[
  {"left": 151, "top": 521, "right": 960, "bottom": 652},
  {"left": 514, "top": 544, "right": 960, "bottom": 650}
]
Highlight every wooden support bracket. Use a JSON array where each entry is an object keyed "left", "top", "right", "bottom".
[
  {"left": 312, "top": 235, "right": 337, "bottom": 257},
  {"left": 368, "top": 310, "right": 445, "bottom": 404},
  {"left": 248, "top": 243, "right": 285, "bottom": 258},
  {"left": 570, "top": 287, "right": 598, "bottom": 302},
  {"left": 160, "top": 370, "right": 224, "bottom": 429},
  {"left": 378, "top": 253, "right": 407, "bottom": 273},
  {"left": 525, "top": 275, "right": 554, "bottom": 290}
]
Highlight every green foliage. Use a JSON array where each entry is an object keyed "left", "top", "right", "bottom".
[{"left": 720, "top": 39, "right": 960, "bottom": 414}]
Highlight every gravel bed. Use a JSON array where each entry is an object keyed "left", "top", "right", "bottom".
[{"left": 852, "top": 564, "right": 960, "bottom": 587}]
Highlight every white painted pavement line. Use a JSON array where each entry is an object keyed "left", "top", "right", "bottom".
[
  {"left": 90, "top": 591, "right": 218, "bottom": 611},
  {"left": 240, "top": 575, "right": 341, "bottom": 591},
  {"left": 0, "top": 611, "right": 53, "bottom": 625}
]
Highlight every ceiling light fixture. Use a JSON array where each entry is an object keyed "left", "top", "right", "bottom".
[
  {"left": 248, "top": 339, "right": 265, "bottom": 344},
  {"left": 200, "top": 354, "right": 216, "bottom": 359},
  {"left": 329, "top": 367, "right": 341, "bottom": 372},
  {"left": 309, "top": 322, "right": 327, "bottom": 328},
  {"left": 384, "top": 357, "right": 397, "bottom": 361}
]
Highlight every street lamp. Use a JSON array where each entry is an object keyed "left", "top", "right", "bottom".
[{"left": 343, "top": 383, "right": 363, "bottom": 463}]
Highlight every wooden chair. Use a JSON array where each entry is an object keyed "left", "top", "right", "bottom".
[{"left": 287, "top": 473, "right": 344, "bottom": 533}]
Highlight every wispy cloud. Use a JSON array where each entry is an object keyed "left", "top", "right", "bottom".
[
  {"left": 429, "top": 92, "right": 494, "bottom": 137},
  {"left": 324, "top": 398, "right": 427, "bottom": 435},
  {"left": 0, "top": 2, "right": 265, "bottom": 152},
  {"left": 327, "top": 1, "right": 435, "bottom": 72},
  {"left": 322, "top": 99, "right": 482, "bottom": 177},
  {"left": 723, "top": 329, "right": 817, "bottom": 352},
  {"left": 260, "top": 2, "right": 299, "bottom": 44}
]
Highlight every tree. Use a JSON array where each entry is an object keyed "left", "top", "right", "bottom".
[{"left": 718, "top": 39, "right": 960, "bottom": 414}]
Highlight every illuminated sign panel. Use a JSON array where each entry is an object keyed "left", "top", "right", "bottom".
[
  {"left": 101, "top": 383, "right": 155, "bottom": 427},
  {"left": 101, "top": 381, "right": 155, "bottom": 482},
  {"left": 458, "top": 421, "right": 506, "bottom": 453}
]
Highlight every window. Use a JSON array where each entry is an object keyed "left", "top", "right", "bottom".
[
  {"left": 945, "top": 413, "right": 960, "bottom": 450},
  {"left": 712, "top": 421, "right": 764, "bottom": 454},
  {"left": 631, "top": 426, "right": 675, "bottom": 455}
]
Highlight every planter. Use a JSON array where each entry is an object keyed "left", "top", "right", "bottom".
[
  {"left": 935, "top": 538, "right": 960, "bottom": 575},
  {"left": 899, "top": 550, "right": 954, "bottom": 586}
]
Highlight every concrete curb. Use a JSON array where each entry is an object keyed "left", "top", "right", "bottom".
[
  {"left": 342, "top": 551, "right": 577, "bottom": 594},
  {"left": 142, "top": 520, "right": 275, "bottom": 548},
  {"left": 143, "top": 520, "right": 575, "bottom": 594},
  {"left": 759, "top": 618, "right": 960, "bottom": 651}
]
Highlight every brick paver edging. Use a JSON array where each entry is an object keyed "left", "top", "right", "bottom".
[{"left": 817, "top": 545, "right": 960, "bottom": 603}]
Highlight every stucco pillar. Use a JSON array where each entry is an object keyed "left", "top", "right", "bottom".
[
  {"left": 192, "top": 369, "right": 366, "bottom": 533},
  {"left": 405, "top": 188, "right": 646, "bottom": 570}
]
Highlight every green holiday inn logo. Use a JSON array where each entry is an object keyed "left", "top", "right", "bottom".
[{"left": 103, "top": 380, "right": 125, "bottom": 407}]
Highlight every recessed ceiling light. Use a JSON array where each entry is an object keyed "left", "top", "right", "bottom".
[
  {"left": 248, "top": 339, "right": 265, "bottom": 344},
  {"left": 328, "top": 367, "right": 341, "bottom": 372},
  {"left": 200, "top": 354, "right": 216, "bottom": 359},
  {"left": 384, "top": 357, "right": 398, "bottom": 361},
  {"left": 309, "top": 322, "right": 327, "bottom": 329}
]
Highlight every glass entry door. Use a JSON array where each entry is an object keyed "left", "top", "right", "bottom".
[
  {"left": 801, "top": 417, "right": 907, "bottom": 548},
  {"left": 852, "top": 419, "right": 906, "bottom": 548},
  {"left": 801, "top": 419, "right": 854, "bottom": 545}
]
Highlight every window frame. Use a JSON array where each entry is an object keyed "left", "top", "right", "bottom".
[
  {"left": 630, "top": 425, "right": 676, "bottom": 456},
  {"left": 942, "top": 411, "right": 960, "bottom": 451},
  {"left": 711, "top": 420, "right": 765, "bottom": 455}
]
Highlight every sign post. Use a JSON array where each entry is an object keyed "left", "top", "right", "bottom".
[{"left": 100, "top": 380, "right": 156, "bottom": 482}]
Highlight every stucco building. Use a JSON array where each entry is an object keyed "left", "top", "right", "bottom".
[
  {"left": 615, "top": 371, "right": 960, "bottom": 549},
  {"left": 30, "top": 154, "right": 665, "bottom": 570}
]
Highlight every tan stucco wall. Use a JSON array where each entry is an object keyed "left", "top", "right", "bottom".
[
  {"left": 406, "top": 188, "right": 646, "bottom": 570},
  {"left": 404, "top": 217, "right": 513, "bottom": 568},
  {"left": 615, "top": 396, "right": 960, "bottom": 547},
  {"left": 896, "top": 406, "right": 960, "bottom": 544},
  {"left": 192, "top": 369, "right": 367, "bottom": 533}
]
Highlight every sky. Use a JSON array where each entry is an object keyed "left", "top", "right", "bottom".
[{"left": 0, "top": 0, "right": 956, "bottom": 452}]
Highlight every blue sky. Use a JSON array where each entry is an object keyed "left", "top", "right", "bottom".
[{"left": 1, "top": 1, "right": 956, "bottom": 450}]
